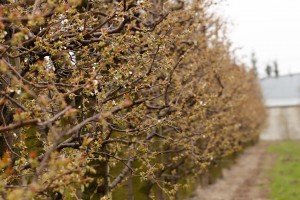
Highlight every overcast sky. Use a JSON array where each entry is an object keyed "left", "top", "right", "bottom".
[{"left": 216, "top": 0, "right": 300, "bottom": 77}]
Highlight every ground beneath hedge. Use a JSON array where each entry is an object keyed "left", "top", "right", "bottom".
[{"left": 190, "top": 142, "right": 275, "bottom": 200}]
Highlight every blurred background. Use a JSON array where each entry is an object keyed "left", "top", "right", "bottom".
[
  {"left": 216, "top": 0, "right": 300, "bottom": 77},
  {"left": 192, "top": 2, "right": 300, "bottom": 199}
]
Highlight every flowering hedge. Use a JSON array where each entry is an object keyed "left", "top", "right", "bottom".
[{"left": 0, "top": 0, "right": 266, "bottom": 199}]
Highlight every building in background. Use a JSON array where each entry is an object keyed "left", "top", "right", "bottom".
[{"left": 260, "top": 73, "right": 300, "bottom": 140}]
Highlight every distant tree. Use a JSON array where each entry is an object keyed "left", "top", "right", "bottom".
[
  {"left": 266, "top": 65, "right": 272, "bottom": 77},
  {"left": 274, "top": 61, "right": 279, "bottom": 77},
  {"left": 251, "top": 52, "right": 258, "bottom": 75}
]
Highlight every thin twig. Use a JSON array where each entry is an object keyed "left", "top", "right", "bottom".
[{"left": 3, "top": 94, "right": 27, "bottom": 111}]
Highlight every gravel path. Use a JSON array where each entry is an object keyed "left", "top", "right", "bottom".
[{"left": 190, "top": 142, "right": 274, "bottom": 200}]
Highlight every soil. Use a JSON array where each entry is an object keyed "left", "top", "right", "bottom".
[{"left": 190, "top": 142, "right": 275, "bottom": 200}]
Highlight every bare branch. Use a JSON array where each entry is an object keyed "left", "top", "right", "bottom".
[
  {"left": 109, "top": 157, "right": 135, "bottom": 190},
  {"left": 0, "top": 119, "right": 40, "bottom": 133},
  {"left": 38, "top": 106, "right": 72, "bottom": 126},
  {"left": 3, "top": 94, "right": 27, "bottom": 111}
]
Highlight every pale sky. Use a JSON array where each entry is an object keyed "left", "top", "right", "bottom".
[{"left": 216, "top": 0, "right": 300, "bottom": 77}]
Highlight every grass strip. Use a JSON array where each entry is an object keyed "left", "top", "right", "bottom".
[{"left": 268, "top": 140, "right": 300, "bottom": 200}]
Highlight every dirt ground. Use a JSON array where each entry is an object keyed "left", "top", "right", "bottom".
[{"left": 190, "top": 142, "right": 275, "bottom": 200}]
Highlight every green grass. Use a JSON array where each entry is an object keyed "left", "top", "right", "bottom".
[{"left": 268, "top": 140, "right": 300, "bottom": 200}]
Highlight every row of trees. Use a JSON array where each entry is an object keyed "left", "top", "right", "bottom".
[
  {"left": 251, "top": 52, "right": 279, "bottom": 77},
  {"left": 0, "top": 0, "right": 266, "bottom": 199}
]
